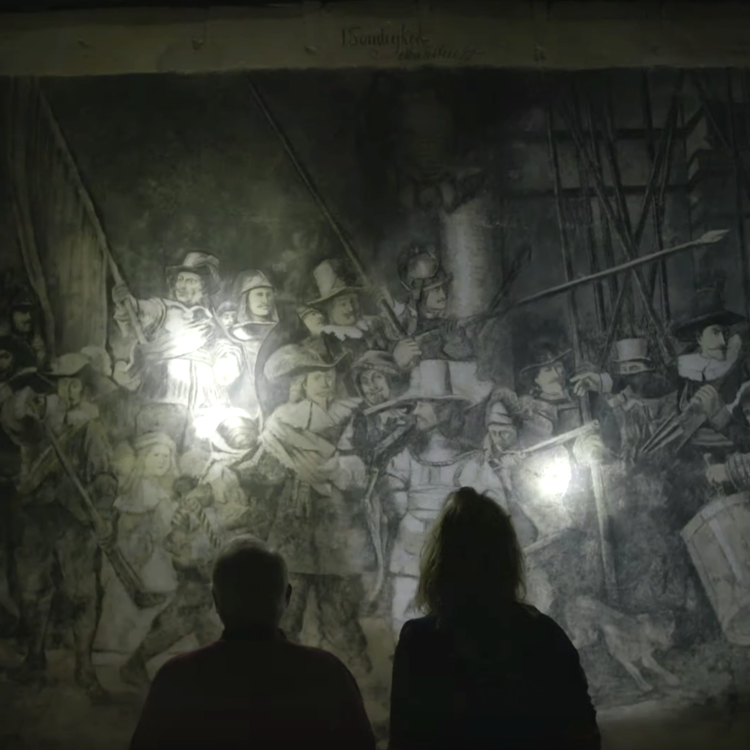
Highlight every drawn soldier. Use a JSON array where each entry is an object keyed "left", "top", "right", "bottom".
[
  {"left": 228, "top": 270, "right": 279, "bottom": 418},
  {"left": 296, "top": 304, "right": 329, "bottom": 358},
  {"left": 111, "top": 252, "right": 242, "bottom": 439},
  {"left": 572, "top": 338, "right": 679, "bottom": 463},
  {"left": 337, "top": 350, "right": 412, "bottom": 463},
  {"left": 305, "top": 259, "right": 400, "bottom": 394},
  {"left": 393, "top": 244, "right": 477, "bottom": 361},
  {"left": 671, "top": 286, "right": 748, "bottom": 451},
  {"left": 8, "top": 290, "right": 47, "bottom": 368},
  {"left": 0, "top": 335, "right": 37, "bottom": 407},
  {"left": 1, "top": 353, "right": 118, "bottom": 701},
  {"left": 373, "top": 359, "right": 502, "bottom": 634},
  {"left": 215, "top": 300, "right": 238, "bottom": 330},
  {"left": 238, "top": 343, "right": 374, "bottom": 676}
]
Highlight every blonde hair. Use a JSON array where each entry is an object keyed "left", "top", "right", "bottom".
[{"left": 415, "top": 487, "right": 526, "bottom": 624}]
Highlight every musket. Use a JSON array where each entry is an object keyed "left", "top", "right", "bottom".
[
  {"left": 38, "top": 90, "right": 148, "bottom": 346},
  {"left": 247, "top": 78, "right": 407, "bottom": 338},
  {"left": 44, "top": 425, "right": 166, "bottom": 610}
]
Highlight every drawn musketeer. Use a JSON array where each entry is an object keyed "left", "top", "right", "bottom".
[{"left": 112, "top": 252, "right": 243, "bottom": 429}]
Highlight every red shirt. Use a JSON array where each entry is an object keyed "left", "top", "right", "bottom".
[{"left": 129, "top": 626, "right": 376, "bottom": 750}]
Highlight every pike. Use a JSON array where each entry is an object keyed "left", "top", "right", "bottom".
[
  {"left": 44, "top": 425, "right": 166, "bottom": 610},
  {"left": 413, "top": 232, "right": 725, "bottom": 339},
  {"left": 247, "top": 77, "right": 407, "bottom": 338}
]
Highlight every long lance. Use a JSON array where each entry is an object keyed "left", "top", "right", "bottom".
[
  {"left": 419, "top": 231, "right": 728, "bottom": 342},
  {"left": 38, "top": 88, "right": 147, "bottom": 345},
  {"left": 508, "top": 230, "right": 728, "bottom": 316},
  {"left": 247, "top": 78, "right": 407, "bottom": 338}
]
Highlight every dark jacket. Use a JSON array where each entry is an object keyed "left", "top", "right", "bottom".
[
  {"left": 389, "top": 609, "right": 600, "bottom": 750},
  {"left": 130, "top": 625, "right": 376, "bottom": 750}
]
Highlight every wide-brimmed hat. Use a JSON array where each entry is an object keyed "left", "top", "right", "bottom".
[
  {"left": 234, "top": 270, "right": 274, "bottom": 298},
  {"left": 166, "top": 252, "right": 221, "bottom": 296},
  {"left": 351, "top": 350, "right": 402, "bottom": 378},
  {"left": 44, "top": 352, "right": 117, "bottom": 398},
  {"left": 519, "top": 346, "right": 573, "bottom": 376},
  {"left": 307, "top": 260, "right": 364, "bottom": 306},
  {"left": 671, "top": 287, "right": 745, "bottom": 341},
  {"left": 0, "top": 335, "right": 37, "bottom": 370},
  {"left": 611, "top": 338, "right": 653, "bottom": 375},
  {"left": 263, "top": 343, "right": 343, "bottom": 381},
  {"left": 365, "top": 359, "right": 493, "bottom": 414}
]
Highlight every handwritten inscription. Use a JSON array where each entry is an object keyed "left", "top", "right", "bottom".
[{"left": 340, "top": 24, "right": 480, "bottom": 64}]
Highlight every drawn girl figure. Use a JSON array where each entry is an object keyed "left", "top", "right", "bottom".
[{"left": 114, "top": 431, "right": 179, "bottom": 594}]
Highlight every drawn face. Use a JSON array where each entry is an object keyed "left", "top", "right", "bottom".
[
  {"left": 421, "top": 284, "right": 448, "bottom": 318},
  {"left": 219, "top": 309, "right": 237, "bottom": 328},
  {"left": 58, "top": 377, "right": 83, "bottom": 408},
  {"left": 326, "top": 293, "right": 359, "bottom": 326},
  {"left": 173, "top": 272, "right": 206, "bottom": 306},
  {"left": 21, "top": 387, "right": 46, "bottom": 421},
  {"left": 413, "top": 400, "right": 440, "bottom": 431},
  {"left": 358, "top": 370, "right": 390, "bottom": 406},
  {"left": 0, "top": 350, "right": 13, "bottom": 377},
  {"left": 305, "top": 369, "right": 335, "bottom": 404},
  {"left": 535, "top": 361, "right": 566, "bottom": 394},
  {"left": 12, "top": 310, "right": 33, "bottom": 334},
  {"left": 247, "top": 287, "right": 275, "bottom": 318},
  {"left": 488, "top": 424, "right": 517, "bottom": 452},
  {"left": 143, "top": 444, "right": 172, "bottom": 477},
  {"left": 698, "top": 324, "right": 728, "bottom": 361},
  {"left": 301, "top": 310, "right": 326, "bottom": 337}
]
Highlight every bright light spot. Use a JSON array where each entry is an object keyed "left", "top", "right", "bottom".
[{"left": 536, "top": 454, "right": 572, "bottom": 498}]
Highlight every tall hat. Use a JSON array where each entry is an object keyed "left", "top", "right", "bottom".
[
  {"left": 518, "top": 344, "right": 573, "bottom": 376},
  {"left": 307, "top": 260, "right": 364, "bottom": 306},
  {"left": 351, "top": 350, "right": 402, "bottom": 378},
  {"left": 43, "top": 352, "right": 117, "bottom": 398},
  {"left": 671, "top": 286, "right": 745, "bottom": 341},
  {"left": 233, "top": 270, "right": 274, "bottom": 298},
  {"left": 263, "top": 343, "right": 343, "bottom": 381},
  {"left": 366, "top": 359, "right": 493, "bottom": 414},
  {"left": 398, "top": 244, "right": 451, "bottom": 298},
  {"left": 611, "top": 338, "right": 653, "bottom": 375},
  {"left": 166, "top": 252, "right": 221, "bottom": 296}
]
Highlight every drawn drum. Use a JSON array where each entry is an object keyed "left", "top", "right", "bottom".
[{"left": 681, "top": 491, "right": 750, "bottom": 646}]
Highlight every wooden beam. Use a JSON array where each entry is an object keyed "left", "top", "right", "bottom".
[{"left": 5, "top": 3, "right": 750, "bottom": 76}]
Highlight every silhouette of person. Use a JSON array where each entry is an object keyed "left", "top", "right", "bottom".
[
  {"left": 388, "top": 487, "right": 601, "bottom": 750},
  {"left": 129, "top": 535, "right": 375, "bottom": 750}
]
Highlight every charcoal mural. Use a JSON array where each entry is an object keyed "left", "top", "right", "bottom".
[{"left": 1, "top": 68, "right": 750, "bottom": 748}]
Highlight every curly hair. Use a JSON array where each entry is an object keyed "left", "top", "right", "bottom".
[{"left": 415, "top": 487, "right": 526, "bottom": 626}]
